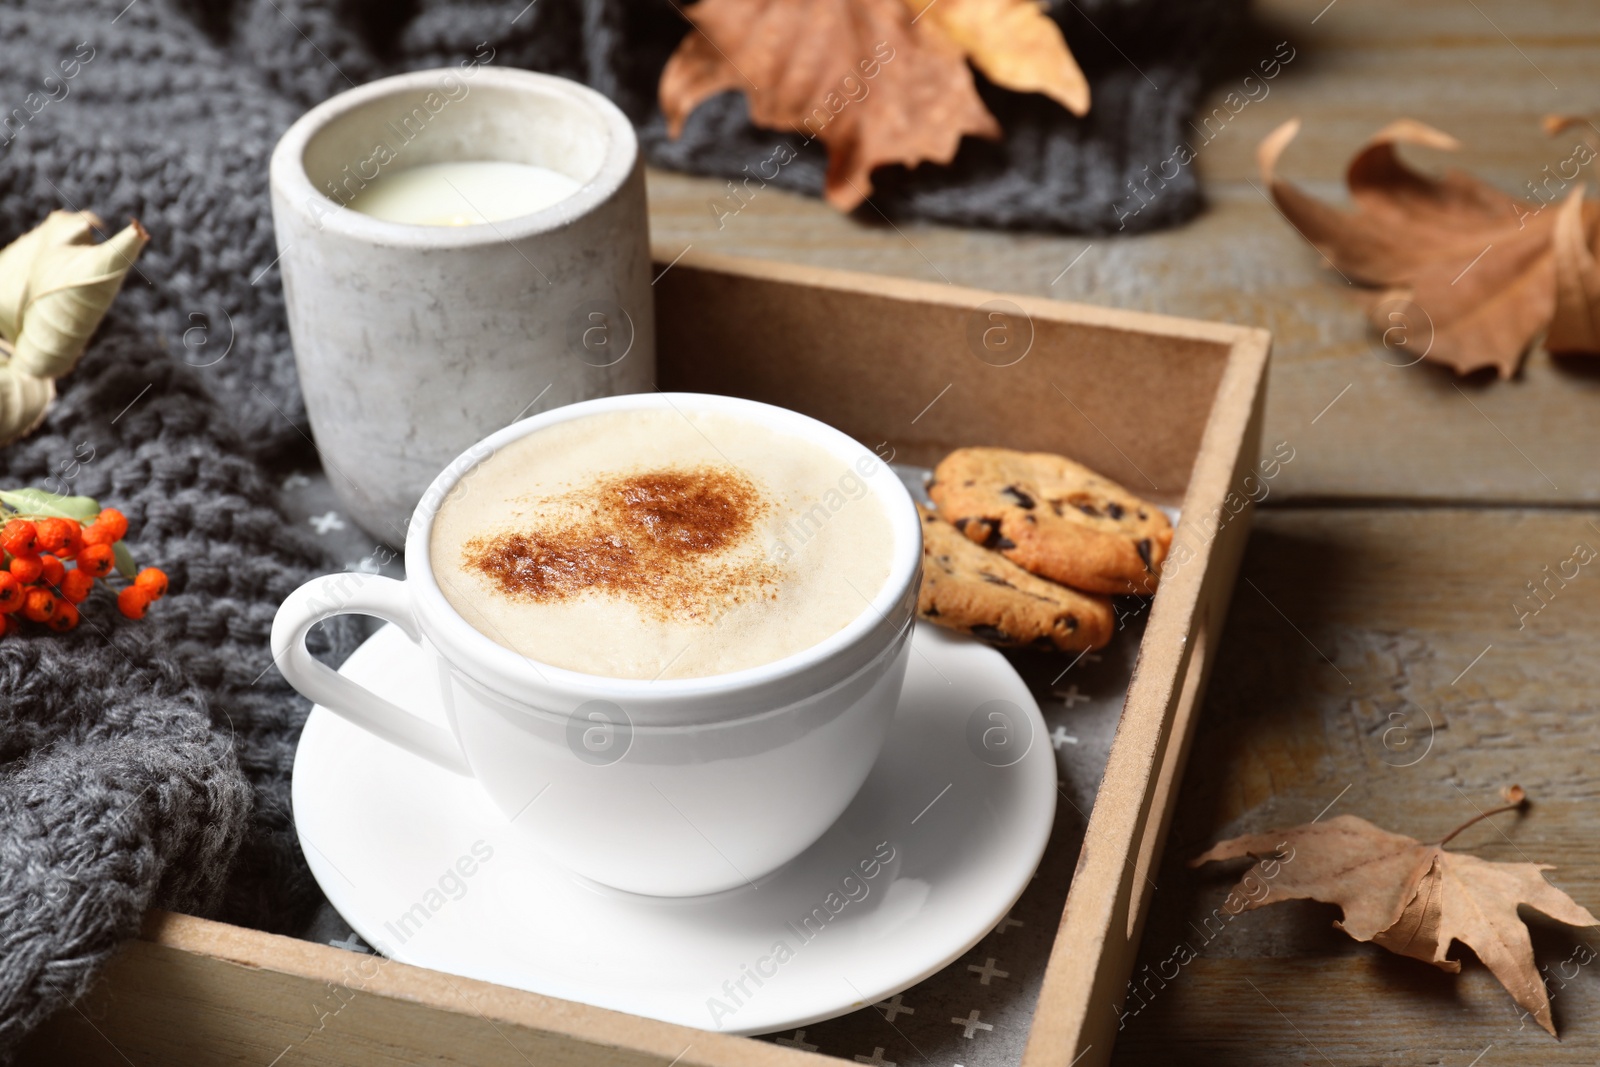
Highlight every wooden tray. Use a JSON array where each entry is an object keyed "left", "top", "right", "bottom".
[{"left": 18, "top": 249, "right": 1270, "bottom": 1067}]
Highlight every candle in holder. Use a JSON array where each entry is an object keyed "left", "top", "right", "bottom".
[{"left": 346, "top": 160, "right": 581, "bottom": 226}]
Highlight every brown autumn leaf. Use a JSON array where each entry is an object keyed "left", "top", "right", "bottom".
[
  {"left": 1542, "top": 114, "right": 1596, "bottom": 140},
  {"left": 1548, "top": 187, "right": 1600, "bottom": 354},
  {"left": 1542, "top": 116, "right": 1600, "bottom": 354},
  {"left": 658, "top": 0, "right": 1003, "bottom": 212},
  {"left": 1257, "top": 118, "right": 1600, "bottom": 379},
  {"left": 904, "top": 0, "right": 1090, "bottom": 117},
  {"left": 1191, "top": 789, "right": 1599, "bottom": 1037}
]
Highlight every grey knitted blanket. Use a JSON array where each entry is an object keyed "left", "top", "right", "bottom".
[{"left": 0, "top": 0, "right": 1238, "bottom": 1053}]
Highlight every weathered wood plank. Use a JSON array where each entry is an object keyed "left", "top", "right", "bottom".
[
  {"left": 643, "top": 0, "right": 1600, "bottom": 504},
  {"left": 1112, "top": 507, "right": 1600, "bottom": 1064},
  {"left": 24, "top": 2, "right": 1600, "bottom": 1064},
  {"left": 1114, "top": 958, "right": 1598, "bottom": 1066},
  {"left": 15, "top": 913, "right": 808, "bottom": 1067}
]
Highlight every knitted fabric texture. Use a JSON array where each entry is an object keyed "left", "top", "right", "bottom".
[
  {"left": 0, "top": 327, "right": 360, "bottom": 1055},
  {"left": 0, "top": 0, "right": 1236, "bottom": 1053}
]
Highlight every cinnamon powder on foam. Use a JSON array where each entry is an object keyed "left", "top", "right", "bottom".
[{"left": 462, "top": 465, "right": 779, "bottom": 620}]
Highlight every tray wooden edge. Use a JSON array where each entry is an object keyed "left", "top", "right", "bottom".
[
  {"left": 54, "top": 911, "right": 814, "bottom": 1067},
  {"left": 650, "top": 244, "right": 1267, "bottom": 349},
  {"left": 1021, "top": 326, "right": 1272, "bottom": 1067}
]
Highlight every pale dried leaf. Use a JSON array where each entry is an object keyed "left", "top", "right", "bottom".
[
  {"left": 1371, "top": 856, "right": 1459, "bottom": 972},
  {"left": 1254, "top": 117, "right": 1301, "bottom": 185},
  {"left": 0, "top": 365, "right": 54, "bottom": 446},
  {"left": 7, "top": 218, "right": 149, "bottom": 379},
  {"left": 1547, "top": 186, "right": 1600, "bottom": 354},
  {"left": 1432, "top": 851, "right": 1600, "bottom": 1036},
  {"left": 1542, "top": 114, "right": 1600, "bottom": 151},
  {"left": 1195, "top": 806, "right": 1600, "bottom": 1039},
  {"left": 906, "top": 0, "right": 1089, "bottom": 116},
  {"left": 0, "top": 210, "right": 99, "bottom": 342},
  {"left": 1189, "top": 814, "right": 1433, "bottom": 941}
]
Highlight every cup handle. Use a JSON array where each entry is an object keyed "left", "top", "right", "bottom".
[{"left": 271, "top": 572, "right": 471, "bottom": 776}]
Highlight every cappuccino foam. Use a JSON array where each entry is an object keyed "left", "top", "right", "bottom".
[{"left": 429, "top": 409, "right": 896, "bottom": 679}]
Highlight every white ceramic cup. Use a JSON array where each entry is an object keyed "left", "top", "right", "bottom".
[
  {"left": 271, "top": 393, "right": 922, "bottom": 897},
  {"left": 270, "top": 67, "right": 654, "bottom": 542}
]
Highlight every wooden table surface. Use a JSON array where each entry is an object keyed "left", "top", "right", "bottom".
[{"left": 644, "top": 1, "right": 1600, "bottom": 1062}]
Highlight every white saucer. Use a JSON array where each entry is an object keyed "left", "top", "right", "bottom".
[{"left": 293, "top": 623, "right": 1055, "bottom": 1036}]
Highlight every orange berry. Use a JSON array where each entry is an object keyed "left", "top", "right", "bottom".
[
  {"left": 59, "top": 568, "right": 94, "bottom": 604},
  {"left": 94, "top": 508, "right": 129, "bottom": 542},
  {"left": 134, "top": 567, "right": 169, "bottom": 599},
  {"left": 117, "top": 585, "right": 151, "bottom": 620},
  {"left": 39, "top": 555, "right": 64, "bottom": 587},
  {"left": 22, "top": 588, "right": 56, "bottom": 623},
  {"left": 81, "top": 522, "right": 115, "bottom": 547},
  {"left": 52, "top": 519, "right": 83, "bottom": 558},
  {"left": 9, "top": 555, "right": 42, "bottom": 583},
  {"left": 1, "top": 519, "right": 37, "bottom": 557},
  {"left": 47, "top": 600, "right": 79, "bottom": 632},
  {"left": 35, "top": 518, "right": 71, "bottom": 555},
  {"left": 0, "top": 573, "right": 20, "bottom": 613},
  {"left": 76, "top": 543, "right": 115, "bottom": 579}
]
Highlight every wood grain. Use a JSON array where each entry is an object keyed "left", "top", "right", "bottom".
[
  {"left": 653, "top": 248, "right": 1250, "bottom": 499},
  {"left": 23, "top": 0, "right": 1600, "bottom": 1063},
  {"left": 643, "top": 16, "right": 1600, "bottom": 1055},
  {"left": 1113, "top": 508, "right": 1600, "bottom": 1065},
  {"left": 16, "top": 913, "right": 803, "bottom": 1067},
  {"left": 644, "top": 0, "right": 1600, "bottom": 504}
]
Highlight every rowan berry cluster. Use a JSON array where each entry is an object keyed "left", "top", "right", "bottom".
[{"left": 0, "top": 508, "right": 167, "bottom": 633}]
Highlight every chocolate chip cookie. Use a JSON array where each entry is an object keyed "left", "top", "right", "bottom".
[
  {"left": 928, "top": 447, "right": 1173, "bottom": 595},
  {"left": 917, "top": 506, "right": 1113, "bottom": 651}
]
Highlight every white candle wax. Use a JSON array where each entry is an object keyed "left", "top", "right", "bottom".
[{"left": 346, "top": 160, "right": 581, "bottom": 226}]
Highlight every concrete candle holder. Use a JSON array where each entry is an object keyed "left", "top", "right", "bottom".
[{"left": 270, "top": 67, "right": 654, "bottom": 541}]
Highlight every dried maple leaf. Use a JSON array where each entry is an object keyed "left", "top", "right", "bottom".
[
  {"left": 904, "top": 0, "right": 1089, "bottom": 117},
  {"left": 1257, "top": 118, "right": 1600, "bottom": 378},
  {"left": 1542, "top": 116, "right": 1600, "bottom": 354},
  {"left": 1548, "top": 187, "right": 1600, "bottom": 354},
  {"left": 658, "top": 0, "right": 1003, "bottom": 211},
  {"left": 1191, "top": 788, "right": 1599, "bottom": 1037}
]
